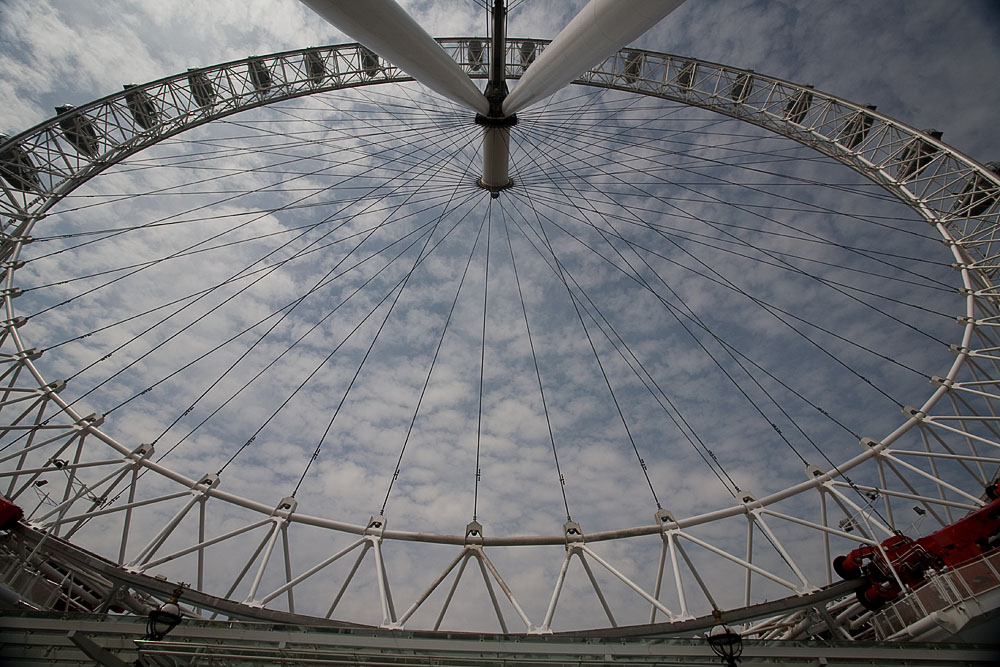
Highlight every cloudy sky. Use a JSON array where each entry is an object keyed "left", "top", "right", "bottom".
[
  {"left": 3, "top": 0, "right": 999, "bottom": 159},
  {"left": 2, "top": 0, "right": 999, "bottom": 633}
]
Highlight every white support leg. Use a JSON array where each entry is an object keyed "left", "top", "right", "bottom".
[
  {"left": 473, "top": 552, "right": 509, "bottom": 634},
  {"left": 434, "top": 552, "right": 474, "bottom": 631},
  {"left": 325, "top": 541, "right": 371, "bottom": 619},
  {"left": 503, "top": 0, "right": 688, "bottom": 115},
  {"left": 744, "top": 517, "right": 754, "bottom": 607},
  {"left": 261, "top": 537, "right": 365, "bottom": 606},
  {"left": 749, "top": 512, "right": 812, "bottom": 590},
  {"left": 244, "top": 519, "right": 284, "bottom": 602},
  {"left": 667, "top": 531, "right": 688, "bottom": 618},
  {"left": 580, "top": 544, "right": 676, "bottom": 620},
  {"left": 298, "top": 0, "right": 488, "bottom": 114},
  {"left": 576, "top": 550, "right": 617, "bottom": 627},
  {"left": 395, "top": 547, "right": 470, "bottom": 627},
  {"left": 369, "top": 536, "right": 395, "bottom": 626},
  {"left": 141, "top": 518, "right": 272, "bottom": 570},
  {"left": 649, "top": 537, "right": 668, "bottom": 624},
  {"left": 476, "top": 547, "right": 536, "bottom": 632},
  {"left": 539, "top": 548, "right": 573, "bottom": 632}
]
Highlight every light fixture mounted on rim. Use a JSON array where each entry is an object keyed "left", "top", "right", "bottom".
[
  {"left": 145, "top": 585, "right": 185, "bottom": 641},
  {"left": 706, "top": 609, "right": 743, "bottom": 666}
]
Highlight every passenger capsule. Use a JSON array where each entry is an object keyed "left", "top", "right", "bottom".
[
  {"left": 468, "top": 40, "right": 485, "bottom": 73},
  {"left": 785, "top": 85, "right": 813, "bottom": 125},
  {"left": 305, "top": 50, "right": 326, "bottom": 83},
  {"left": 359, "top": 46, "right": 380, "bottom": 79},
  {"left": 676, "top": 60, "right": 695, "bottom": 89},
  {"left": 248, "top": 57, "right": 272, "bottom": 94},
  {"left": 621, "top": 51, "right": 643, "bottom": 84},
  {"left": 898, "top": 129, "right": 942, "bottom": 181},
  {"left": 55, "top": 104, "right": 100, "bottom": 157},
  {"left": 519, "top": 41, "right": 536, "bottom": 71},
  {"left": 838, "top": 104, "right": 876, "bottom": 150},
  {"left": 187, "top": 69, "right": 215, "bottom": 108},
  {"left": 730, "top": 70, "right": 753, "bottom": 103},
  {"left": 953, "top": 161, "right": 1000, "bottom": 217},
  {"left": 0, "top": 134, "right": 41, "bottom": 192},
  {"left": 123, "top": 84, "right": 158, "bottom": 130}
]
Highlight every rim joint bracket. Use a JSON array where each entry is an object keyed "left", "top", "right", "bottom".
[
  {"left": 365, "top": 514, "right": 387, "bottom": 538},
  {"left": 563, "top": 520, "right": 584, "bottom": 548}
]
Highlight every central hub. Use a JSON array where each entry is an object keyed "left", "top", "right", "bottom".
[{"left": 476, "top": 0, "right": 516, "bottom": 199}]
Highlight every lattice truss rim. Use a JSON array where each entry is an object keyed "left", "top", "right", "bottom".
[{"left": 1, "top": 39, "right": 1000, "bottom": 636}]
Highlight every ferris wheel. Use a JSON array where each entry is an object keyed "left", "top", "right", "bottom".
[{"left": 1, "top": 0, "right": 1000, "bottom": 643}]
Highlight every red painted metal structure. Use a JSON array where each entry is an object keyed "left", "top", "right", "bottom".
[
  {"left": 0, "top": 497, "right": 23, "bottom": 531},
  {"left": 833, "top": 483, "right": 1000, "bottom": 610}
]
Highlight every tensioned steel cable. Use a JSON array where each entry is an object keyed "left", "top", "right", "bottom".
[
  {"left": 515, "top": 174, "right": 666, "bottom": 510},
  {"left": 518, "top": 119, "right": 955, "bottom": 345},
  {"left": 291, "top": 138, "right": 485, "bottom": 497},
  {"left": 520, "top": 181, "right": 941, "bottom": 266},
  {"left": 501, "top": 204, "right": 583, "bottom": 517},
  {"left": 28, "top": 94, "right": 472, "bottom": 259},
  {"left": 39, "top": 209, "right": 486, "bottom": 519},
  {"left": 205, "top": 135, "right": 484, "bottom": 475},
  {"left": 27, "top": 120, "right": 440, "bottom": 245},
  {"left": 283, "top": 92, "right": 475, "bottom": 182},
  {"left": 506, "top": 81, "right": 679, "bottom": 502},
  {"left": 502, "top": 188, "right": 743, "bottom": 498},
  {"left": 32, "top": 181, "right": 471, "bottom": 250},
  {"left": 379, "top": 197, "right": 491, "bottom": 516},
  {"left": 46, "top": 110, "right": 479, "bottom": 389},
  {"left": 23, "top": 116, "right": 472, "bottom": 304},
  {"left": 516, "top": 94, "right": 930, "bottom": 224},
  {"left": 23, "top": 188, "right": 465, "bottom": 294},
  {"left": 472, "top": 199, "right": 492, "bottom": 522},
  {"left": 108, "top": 200, "right": 467, "bottom": 424},
  {"left": 514, "top": 123, "right": 843, "bottom": 469},
  {"left": 513, "top": 191, "right": 921, "bottom": 410},
  {"left": 512, "top": 98, "right": 912, "bottom": 522},
  {"left": 521, "top": 188, "right": 952, "bottom": 300},
  {"left": 219, "top": 185, "right": 483, "bottom": 476},
  {"left": 142, "top": 126, "right": 483, "bottom": 463},
  {"left": 512, "top": 120, "right": 819, "bottom": 453},
  {"left": 522, "top": 194, "right": 952, "bottom": 296},
  {"left": 36, "top": 198, "right": 463, "bottom": 355},
  {"left": 507, "top": 207, "right": 742, "bottom": 497},
  {"left": 517, "top": 162, "right": 741, "bottom": 497},
  {"left": 508, "top": 189, "right": 844, "bottom": 566},
  {"left": 556, "top": 179, "right": 816, "bottom": 466},
  {"left": 524, "top": 114, "right": 947, "bottom": 289},
  {"left": 508, "top": 184, "right": 865, "bottom": 446},
  {"left": 7, "top": 105, "right": 480, "bottom": 466},
  {"left": 140, "top": 207, "right": 460, "bottom": 471},
  {"left": 519, "top": 106, "right": 908, "bottom": 207}
]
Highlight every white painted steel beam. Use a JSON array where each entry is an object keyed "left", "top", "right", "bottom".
[
  {"left": 299, "top": 0, "right": 488, "bottom": 115},
  {"left": 503, "top": 0, "right": 687, "bottom": 115}
]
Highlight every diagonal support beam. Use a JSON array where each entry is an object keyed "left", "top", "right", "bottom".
[
  {"left": 299, "top": 0, "right": 488, "bottom": 115},
  {"left": 503, "top": 0, "right": 687, "bottom": 116}
]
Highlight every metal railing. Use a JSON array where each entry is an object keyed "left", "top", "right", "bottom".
[{"left": 872, "top": 549, "right": 1000, "bottom": 638}]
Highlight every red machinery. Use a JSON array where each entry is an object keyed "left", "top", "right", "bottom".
[
  {"left": 833, "top": 483, "right": 1000, "bottom": 610},
  {"left": 0, "top": 496, "right": 23, "bottom": 531}
]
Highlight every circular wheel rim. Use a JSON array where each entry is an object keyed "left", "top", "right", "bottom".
[{"left": 1, "top": 39, "right": 999, "bottom": 633}]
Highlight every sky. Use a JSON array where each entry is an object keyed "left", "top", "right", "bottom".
[{"left": 2, "top": 0, "right": 999, "bottom": 634}]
